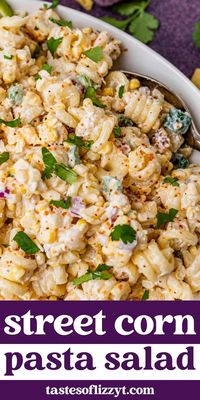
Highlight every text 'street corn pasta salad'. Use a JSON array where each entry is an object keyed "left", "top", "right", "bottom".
[{"left": 0, "top": 5, "right": 199, "bottom": 301}]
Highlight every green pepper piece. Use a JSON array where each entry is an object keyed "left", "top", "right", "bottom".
[{"left": 0, "top": 0, "right": 13, "bottom": 17}]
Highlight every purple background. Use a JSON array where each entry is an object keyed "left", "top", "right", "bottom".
[{"left": 56, "top": 0, "right": 200, "bottom": 78}]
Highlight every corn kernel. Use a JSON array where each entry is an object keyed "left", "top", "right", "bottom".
[
  {"left": 129, "top": 79, "right": 140, "bottom": 90},
  {"left": 76, "top": 0, "right": 93, "bottom": 11},
  {"left": 48, "top": 230, "right": 57, "bottom": 243},
  {"left": 102, "top": 87, "right": 114, "bottom": 97},
  {"left": 9, "top": 167, "right": 15, "bottom": 175},
  {"left": 20, "top": 186, "right": 27, "bottom": 194},
  {"left": 7, "top": 266, "right": 25, "bottom": 282},
  {"left": 77, "top": 219, "right": 85, "bottom": 227},
  {"left": 26, "top": 154, "right": 33, "bottom": 162},
  {"left": 191, "top": 68, "right": 200, "bottom": 89},
  {"left": 99, "top": 142, "right": 113, "bottom": 154}
]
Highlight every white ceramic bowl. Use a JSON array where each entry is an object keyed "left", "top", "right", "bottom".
[{"left": 10, "top": 0, "right": 200, "bottom": 161}]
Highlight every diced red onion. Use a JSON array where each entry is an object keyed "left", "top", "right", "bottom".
[
  {"left": 0, "top": 188, "right": 10, "bottom": 198},
  {"left": 69, "top": 197, "right": 85, "bottom": 218}
]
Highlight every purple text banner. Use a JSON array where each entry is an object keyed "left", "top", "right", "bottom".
[{"left": 0, "top": 301, "right": 199, "bottom": 344}]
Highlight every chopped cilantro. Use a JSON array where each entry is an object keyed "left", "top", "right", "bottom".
[
  {"left": 142, "top": 289, "right": 149, "bottom": 300},
  {"left": 4, "top": 55, "right": 13, "bottom": 60},
  {"left": 41, "top": 147, "right": 77, "bottom": 183},
  {"left": 50, "top": 196, "right": 71, "bottom": 209},
  {"left": 42, "top": 63, "right": 52, "bottom": 74},
  {"left": 42, "top": 147, "right": 57, "bottom": 179},
  {"left": 85, "top": 87, "right": 106, "bottom": 109},
  {"left": 0, "top": 152, "right": 9, "bottom": 165},
  {"left": 0, "top": 118, "right": 21, "bottom": 128},
  {"left": 36, "top": 64, "right": 52, "bottom": 80},
  {"left": 156, "top": 208, "right": 178, "bottom": 228},
  {"left": 84, "top": 46, "right": 103, "bottom": 63},
  {"left": 32, "top": 45, "right": 41, "bottom": 59},
  {"left": 13, "top": 231, "right": 40, "bottom": 254},
  {"left": 118, "top": 85, "right": 125, "bottom": 98},
  {"left": 110, "top": 224, "right": 136, "bottom": 244},
  {"left": 54, "top": 163, "right": 77, "bottom": 184},
  {"left": 43, "top": 0, "right": 58, "bottom": 9},
  {"left": 47, "top": 37, "right": 63, "bottom": 56},
  {"left": 65, "top": 134, "right": 93, "bottom": 149},
  {"left": 118, "top": 114, "right": 134, "bottom": 127},
  {"left": 49, "top": 18, "right": 73, "bottom": 28},
  {"left": 163, "top": 177, "right": 179, "bottom": 187},
  {"left": 113, "top": 126, "right": 121, "bottom": 138},
  {"left": 0, "top": 0, "right": 13, "bottom": 17},
  {"left": 73, "top": 264, "right": 112, "bottom": 286}
]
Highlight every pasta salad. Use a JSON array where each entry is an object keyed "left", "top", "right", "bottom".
[{"left": 0, "top": 2, "right": 199, "bottom": 301}]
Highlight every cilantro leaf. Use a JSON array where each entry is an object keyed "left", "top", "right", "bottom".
[
  {"left": 193, "top": 21, "right": 200, "bottom": 48},
  {"left": 101, "top": 16, "right": 131, "bottom": 31},
  {"left": 54, "top": 163, "right": 77, "bottom": 184},
  {"left": 0, "top": 0, "right": 14, "bottom": 17},
  {"left": 42, "top": 63, "right": 52, "bottom": 74},
  {"left": 49, "top": 18, "right": 73, "bottom": 28},
  {"left": 13, "top": 231, "right": 40, "bottom": 254},
  {"left": 50, "top": 196, "right": 71, "bottom": 209},
  {"left": 156, "top": 208, "right": 178, "bottom": 228},
  {"left": 113, "top": 1, "right": 149, "bottom": 16},
  {"left": 43, "top": 0, "right": 58, "bottom": 9},
  {"left": 65, "top": 134, "right": 93, "bottom": 149},
  {"left": 129, "top": 12, "right": 159, "bottom": 44},
  {"left": 32, "top": 45, "right": 41, "bottom": 59},
  {"left": 84, "top": 46, "right": 103, "bottom": 63},
  {"left": 102, "top": 1, "right": 159, "bottom": 45},
  {"left": 47, "top": 37, "right": 63, "bottom": 56},
  {"left": 0, "top": 118, "right": 21, "bottom": 128},
  {"left": 0, "top": 152, "right": 9, "bottom": 165},
  {"left": 118, "top": 114, "right": 134, "bottom": 127},
  {"left": 142, "top": 289, "right": 149, "bottom": 300},
  {"left": 113, "top": 126, "right": 121, "bottom": 138},
  {"left": 85, "top": 87, "right": 106, "bottom": 109},
  {"left": 119, "top": 85, "right": 125, "bottom": 98},
  {"left": 4, "top": 55, "right": 13, "bottom": 60},
  {"left": 42, "top": 148, "right": 77, "bottom": 183},
  {"left": 36, "top": 63, "right": 52, "bottom": 80},
  {"left": 95, "top": 264, "right": 112, "bottom": 272},
  {"left": 163, "top": 177, "right": 179, "bottom": 187},
  {"left": 42, "top": 147, "right": 57, "bottom": 179},
  {"left": 73, "top": 264, "right": 112, "bottom": 286},
  {"left": 110, "top": 224, "right": 136, "bottom": 244}
]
